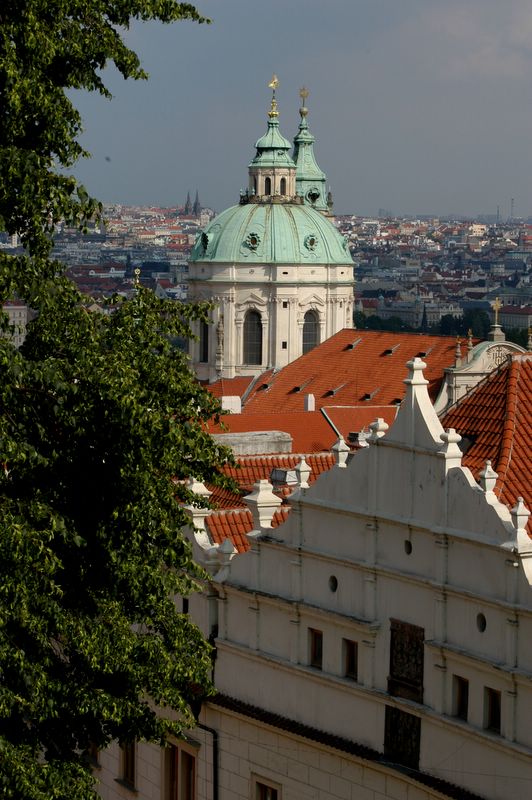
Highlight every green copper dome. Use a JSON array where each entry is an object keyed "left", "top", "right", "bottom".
[{"left": 190, "top": 201, "right": 352, "bottom": 265}]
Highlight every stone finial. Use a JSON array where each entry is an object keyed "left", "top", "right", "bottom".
[
  {"left": 439, "top": 428, "right": 462, "bottom": 462},
  {"left": 454, "top": 336, "right": 462, "bottom": 367},
  {"left": 467, "top": 328, "right": 473, "bottom": 351},
  {"left": 404, "top": 357, "right": 429, "bottom": 386},
  {"left": 332, "top": 437, "right": 350, "bottom": 468},
  {"left": 479, "top": 460, "right": 498, "bottom": 494},
  {"left": 528, "top": 327, "right": 532, "bottom": 352},
  {"left": 295, "top": 457, "right": 311, "bottom": 488},
  {"left": 511, "top": 497, "right": 531, "bottom": 534},
  {"left": 368, "top": 418, "right": 389, "bottom": 443},
  {"left": 217, "top": 537, "right": 237, "bottom": 562},
  {"left": 184, "top": 477, "right": 212, "bottom": 530},
  {"left": 244, "top": 479, "right": 282, "bottom": 529}
]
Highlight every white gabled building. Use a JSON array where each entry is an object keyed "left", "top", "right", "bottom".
[{"left": 183, "top": 356, "right": 532, "bottom": 800}]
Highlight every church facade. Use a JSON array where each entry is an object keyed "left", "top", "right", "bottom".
[{"left": 188, "top": 85, "right": 354, "bottom": 382}]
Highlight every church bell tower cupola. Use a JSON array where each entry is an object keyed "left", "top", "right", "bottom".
[
  {"left": 247, "top": 76, "right": 297, "bottom": 202},
  {"left": 293, "top": 88, "right": 329, "bottom": 214}
]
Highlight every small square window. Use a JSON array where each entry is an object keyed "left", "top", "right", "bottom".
[
  {"left": 282, "top": 341, "right": 287, "bottom": 350},
  {"left": 309, "top": 628, "right": 323, "bottom": 670},
  {"left": 452, "top": 675, "right": 469, "bottom": 721},
  {"left": 282, "top": 301, "right": 288, "bottom": 309},
  {"left": 343, "top": 639, "right": 358, "bottom": 681},
  {"left": 484, "top": 687, "right": 501, "bottom": 734}
]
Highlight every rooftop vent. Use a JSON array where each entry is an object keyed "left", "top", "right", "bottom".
[
  {"left": 361, "top": 388, "right": 380, "bottom": 401},
  {"left": 323, "top": 383, "right": 347, "bottom": 398},
  {"left": 270, "top": 468, "right": 298, "bottom": 486},
  {"left": 381, "top": 344, "right": 401, "bottom": 356},
  {"left": 344, "top": 337, "right": 362, "bottom": 351},
  {"left": 291, "top": 377, "right": 314, "bottom": 394}
]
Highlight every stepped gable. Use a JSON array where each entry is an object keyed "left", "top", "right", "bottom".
[
  {"left": 206, "top": 506, "right": 290, "bottom": 553},
  {"left": 441, "top": 354, "right": 532, "bottom": 532},
  {"left": 242, "top": 329, "right": 458, "bottom": 413},
  {"left": 207, "top": 410, "right": 337, "bottom": 453}
]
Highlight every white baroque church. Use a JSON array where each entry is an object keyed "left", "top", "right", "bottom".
[{"left": 188, "top": 83, "right": 354, "bottom": 382}]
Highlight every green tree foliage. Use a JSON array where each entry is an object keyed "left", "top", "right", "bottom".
[{"left": 0, "top": 4, "right": 232, "bottom": 799}]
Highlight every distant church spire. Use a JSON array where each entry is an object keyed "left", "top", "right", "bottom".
[
  {"left": 193, "top": 190, "right": 201, "bottom": 217},
  {"left": 293, "top": 87, "right": 328, "bottom": 213},
  {"left": 185, "top": 191, "right": 192, "bottom": 215}
]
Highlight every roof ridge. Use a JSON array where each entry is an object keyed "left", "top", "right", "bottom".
[
  {"left": 439, "top": 356, "right": 510, "bottom": 418},
  {"left": 495, "top": 358, "right": 522, "bottom": 499}
]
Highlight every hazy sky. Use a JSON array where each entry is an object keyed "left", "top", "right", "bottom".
[{"left": 71, "top": 0, "right": 532, "bottom": 218}]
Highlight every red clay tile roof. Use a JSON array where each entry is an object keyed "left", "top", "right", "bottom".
[
  {"left": 322, "top": 405, "right": 399, "bottom": 443},
  {"left": 222, "top": 453, "right": 335, "bottom": 493},
  {"left": 206, "top": 506, "right": 290, "bottom": 553},
  {"left": 204, "top": 376, "right": 255, "bottom": 399},
  {"left": 206, "top": 453, "right": 336, "bottom": 512},
  {"left": 207, "top": 411, "right": 337, "bottom": 453},
  {"left": 242, "top": 329, "right": 460, "bottom": 413},
  {"left": 441, "top": 354, "right": 532, "bottom": 533}
]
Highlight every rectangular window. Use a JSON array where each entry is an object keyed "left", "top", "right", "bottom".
[
  {"left": 384, "top": 706, "right": 421, "bottom": 770},
  {"left": 309, "top": 628, "right": 323, "bottom": 670},
  {"left": 388, "top": 619, "right": 424, "bottom": 703},
  {"left": 453, "top": 675, "right": 469, "bottom": 721},
  {"left": 167, "top": 743, "right": 197, "bottom": 800},
  {"left": 255, "top": 779, "right": 280, "bottom": 800},
  {"left": 484, "top": 687, "right": 501, "bottom": 734},
  {"left": 281, "top": 341, "right": 287, "bottom": 350},
  {"left": 282, "top": 301, "right": 288, "bottom": 309},
  {"left": 120, "top": 741, "right": 136, "bottom": 788},
  {"left": 343, "top": 639, "right": 358, "bottom": 681}
]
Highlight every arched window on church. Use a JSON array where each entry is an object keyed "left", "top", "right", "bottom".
[
  {"left": 280, "top": 177, "right": 286, "bottom": 195},
  {"left": 243, "top": 310, "right": 262, "bottom": 365},
  {"left": 199, "top": 319, "right": 209, "bottom": 363},
  {"left": 302, "top": 310, "right": 319, "bottom": 354},
  {"left": 253, "top": 177, "right": 257, "bottom": 195},
  {"left": 264, "top": 176, "right": 271, "bottom": 196}
]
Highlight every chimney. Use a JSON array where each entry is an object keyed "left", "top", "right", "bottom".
[{"left": 304, "top": 393, "right": 315, "bottom": 411}]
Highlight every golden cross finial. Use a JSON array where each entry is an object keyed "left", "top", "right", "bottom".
[
  {"left": 268, "top": 74, "right": 279, "bottom": 90},
  {"left": 491, "top": 296, "right": 502, "bottom": 325},
  {"left": 133, "top": 267, "right": 141, "bottom": 287},
  {"left": 300, "top": 86, "right": 309, "bottom": 103}
]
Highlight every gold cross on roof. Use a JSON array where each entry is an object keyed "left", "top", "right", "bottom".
[
  {"left": 491, "top": 296, "right": 502, "bottom": 325},
  {"left": 300, "top": 86, "right": 309, "bottom": 102}
]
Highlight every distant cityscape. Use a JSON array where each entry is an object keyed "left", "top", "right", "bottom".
[{"left": 2, "top": 194, "right": 531, "bottom": 347}]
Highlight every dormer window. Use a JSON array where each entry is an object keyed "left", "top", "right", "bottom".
[{"left": 265, "top": 177, "right": 271, "bottom": 196}]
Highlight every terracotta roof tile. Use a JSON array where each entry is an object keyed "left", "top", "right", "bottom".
[
  {"left": 207, "top": 411, "right": 337, "bottom": 453},
  {"left": 243, "top": 329, "right": 460, "bottom": 413},
  {"left": 441, "top": 354, "right": 532, "bottom": 534},
  {"left": 204, "top": 376, "right": 255, "bottom": 399},
  {"left": 206, "top": 506, "right": 290, "bottom": 553},
  {"left": 322, "top": 405, "right": 399, "bottom": 443},
  {"left": 222, "top": 453, "right": 335, "bottom": 492}
]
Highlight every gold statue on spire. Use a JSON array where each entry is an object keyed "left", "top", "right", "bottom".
[
  {"left": 268, "top": 74, "right": 279, "bottom": 118},
  {"left": 491, "top": 296, "right": 502, "bottom": 326}
]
